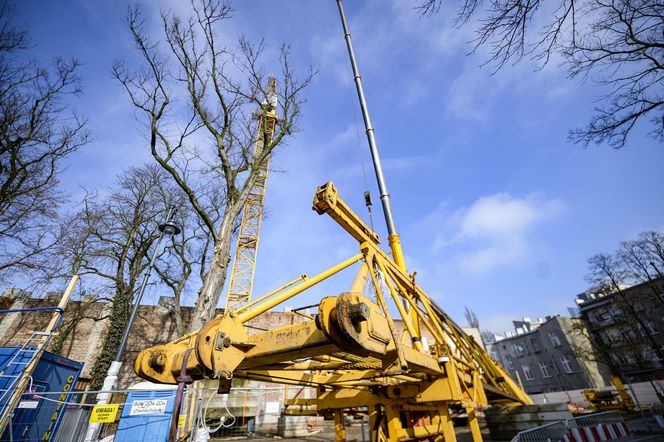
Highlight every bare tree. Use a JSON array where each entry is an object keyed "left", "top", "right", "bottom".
[
  {"left": 618, "top": 234, "right": 664, "bottom": 308},
  {"left": 418, "top": 0, "right": 664, "bottom": 148},
  {"left": 586, "top": 250, "right": 664, "bottom": 365},
  {"left": 0, "top": 2, "right": 89, "bottom": 282},
  {"left": 464, "top": 305, "right": 480, "bottom": 328},
  {"left": 638, "top": 230, "right": 664, "bottom": 277},
  {"left": 114, "top": 0, "right": 313, "bottom": 330},
  {"left": 57, "top": 165, "right": 178, "bottom": 389},
  {"left": 154, "top": 211, "right": 208, "bottom": 337}
]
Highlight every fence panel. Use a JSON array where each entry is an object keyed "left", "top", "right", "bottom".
[
  {"left": 512, "top": 411, "right": 634, "bottom": 442},
  {"left": 511, "top": 421, "right": 567, "bottom": 441}
]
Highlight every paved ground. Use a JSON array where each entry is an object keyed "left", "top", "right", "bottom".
[
  {"left": 212, "top": 422, "right": 491, "bottom": 441},
  {"left": 216, "top": 434, "right": 663, "bottom": 441},
  {"left": 212, "top": 414, "right": 664, "bottom": 441}
]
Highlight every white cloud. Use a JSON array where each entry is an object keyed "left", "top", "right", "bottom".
[
  {"left": 432, "top": 193, "right": 563, "bottom": 274},
  {"left": 459, "top": 193, "right": 556, "bottom": 238}
]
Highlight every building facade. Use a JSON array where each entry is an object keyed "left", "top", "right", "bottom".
[
  {"left": 487, "top": 316, "right": 611, "bottom": 394},
  {"left": 576, "top": 277, "right": 664, "bottom": 383}
]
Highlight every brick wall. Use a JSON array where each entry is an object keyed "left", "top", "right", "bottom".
[{"left": 0, "top": 290, "right": 453, "bottom": 389}]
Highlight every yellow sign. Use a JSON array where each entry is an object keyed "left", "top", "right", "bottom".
[
  {"left": 90, "top": 404, "right": 119, "bottom": 423},
  {"left": 178, "top": 414, "right": 186, "bottom": 427}
]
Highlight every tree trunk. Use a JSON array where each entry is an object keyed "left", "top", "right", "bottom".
[
  {"left": 89, "top": 287, "right": 132, "bottom": 390},
  {"left": 189, "top": 205, "right": 239, "bottom": 331}
]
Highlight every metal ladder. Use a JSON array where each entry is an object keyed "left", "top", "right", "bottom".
[{"left": 0, "top": 331, "right": 53, "bottom": 408}]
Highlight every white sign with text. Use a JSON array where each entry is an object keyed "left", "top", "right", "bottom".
[{"left": 130, "top": 399, "right": 168, "bottom": 415}]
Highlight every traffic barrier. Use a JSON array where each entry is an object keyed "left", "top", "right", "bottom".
[
  {"left": 562, "top": 422, "right": 629, "bottom": 441},
  {"left": 562, "top": 411, "right": 631, "bottom": 442},
  {"left": 512, "top": 411, "right": 632, "bottom": 442}
]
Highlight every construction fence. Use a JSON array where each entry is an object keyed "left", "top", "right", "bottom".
[
  {"left": 2, "top": 384, "right": 327, "bottom": 441},
  {"left": 512, "top": 411, "right": 632, "bottom": 442}
]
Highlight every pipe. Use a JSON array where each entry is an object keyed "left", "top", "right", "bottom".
[
  {"left": 238, "top": 254, "right": 363, "bottom": 323},
  {"left": 235, "top": 274, "right": 307, "bottom": 314},
  {"left": 336, "top": 1, "right": 399, "bottom": 242}
]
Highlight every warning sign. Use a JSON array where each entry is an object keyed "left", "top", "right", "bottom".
[
  {"left": 90, "top": 404, "right": 119, "bottom": 423},
  {"left": 130, "top": 399, "right": 168, "bottom": 415}
]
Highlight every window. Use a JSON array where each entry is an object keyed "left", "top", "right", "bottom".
[
  {"left": 506, "top": 357, "right": 514, "bottom": 370},
  {"left": 522, "top": 365, "right": 534, "bottom": 380},
  {"left": 560, "top": 356, "right": 573, "bottom": 374},
  {"left": 548, "top": 332, "right": 562, "bottom": 347},
  {"left": 610, "top": 308, "right": 625, "bottom": 322},
  {"left": 513, "top": 343, "right": 525, "bottom": 355},
  {"left": 530, "top": 338, "right": 541, "bottom": 352},
  {"left": 612, "top": 353, "right": 627, "bottom": 365},
  {"left": 646, "top": 321, "right": 659, "bottom": 334},
  {"left": 642, "top": 347, "right": 659, "bottom": 363},
  {"left": 539, "top": 361, "right": 551, "bottom": 378},
  {"left": 593, "top": 311, "right": 607, "bottom": 322},
  {"left": 601, "top": 332, "right": 613, "bottom": 345}
]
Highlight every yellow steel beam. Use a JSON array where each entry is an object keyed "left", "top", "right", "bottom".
[{"left": 238, "top": 253, "right": 363, "bottom": 322}]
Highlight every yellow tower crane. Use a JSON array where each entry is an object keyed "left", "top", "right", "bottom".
[{"left": 225, "top": 79, "right": 278, "bottom": 312}]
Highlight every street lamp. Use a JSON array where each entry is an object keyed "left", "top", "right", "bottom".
[{"left": 85, "top": 207, "right": 181, "bottom": 442}]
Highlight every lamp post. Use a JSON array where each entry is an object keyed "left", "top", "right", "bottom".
[{"left": 85, "top": 207, "right": 181, "bottom": 442}]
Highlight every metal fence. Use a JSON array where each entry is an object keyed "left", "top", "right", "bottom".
[
  {"left": 510, "top": 421, "right": 568, "bottom": 441},
  {"left": 566, "top": 411, "right": 623, "bottom": 428},
  {"left": 511, "top": 411, "right": 632, "bottom": 442},
  {"left": 0, "top": 383, "right": 327, "bottom": 441}
]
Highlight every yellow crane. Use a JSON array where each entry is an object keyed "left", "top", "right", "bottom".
[
  {"left": 224, "top": 79, "right": 277, "bottom": 312},
  {"left": 136, "top": 182, "right": 532, "bottom": 441},
  {"left": 134, "top": 3, "right": 533, "bottom": 441}
]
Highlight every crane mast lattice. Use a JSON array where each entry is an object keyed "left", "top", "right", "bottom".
[{"left": 225, "top": 79, "right": 277, "bottom": 312}]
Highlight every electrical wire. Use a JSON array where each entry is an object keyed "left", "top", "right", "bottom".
[
  {"left": 201, "top": 392, "right": 236, "bottom": 433},
  {"left": 31, "top": 392, "right": 178, "bottom": 408}
]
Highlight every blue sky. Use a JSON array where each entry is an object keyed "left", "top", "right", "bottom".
[{"left": 17, "top": 1, "right": 664, "bottom": 334}]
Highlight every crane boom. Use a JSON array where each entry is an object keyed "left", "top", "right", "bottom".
[{"left": 225, "top": 79, "right": 278, "bottom": 312}]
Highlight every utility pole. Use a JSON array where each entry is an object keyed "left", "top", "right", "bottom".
[{"left": 85, "top": 207, "right": 180, "bottom": 442}]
